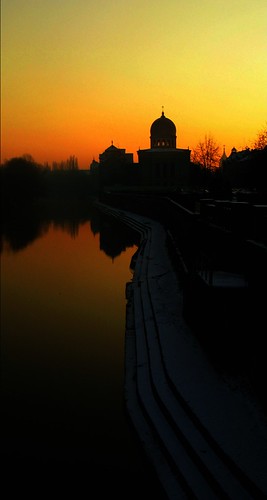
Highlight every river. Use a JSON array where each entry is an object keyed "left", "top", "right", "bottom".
[{"left": 1, "top": 202, "right": 166, "bottom": 499}]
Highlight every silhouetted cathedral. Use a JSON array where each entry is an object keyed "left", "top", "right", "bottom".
[
  {"left": 138, "top": 110, "right": 191, "bottom": 186},
  {"left": 90, "top": 109, "right": 191, "bottom": 187}
]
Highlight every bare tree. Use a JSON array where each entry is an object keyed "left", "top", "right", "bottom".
[
  {"left": 51, "top": 155, "right": 79, "bottom": 171},
  {"left": 192, "top": 134, "right": 221, "bottom": 170},
  {"left": 66, "top": 155, "right": 79, "bottom": 170},
  {"left": 253, "top": 123, "right": 267, "bottom": 150}
]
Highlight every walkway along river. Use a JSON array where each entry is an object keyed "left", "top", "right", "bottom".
[{"left": 95, "top": 201, "right": 267, "bottom": 499}]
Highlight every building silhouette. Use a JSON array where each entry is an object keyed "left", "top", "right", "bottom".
[
  {"left": 90, "top": 142, "right": 137, "bottom": 186},
  {"left": 99, "top": 143, "right": 133, "bottom": 166},
  {"left": 89, "top": 110, "right": 191, "bottom": 187},
  {"left": 138, "top": 110, "right": 191, "bottom": 186}
]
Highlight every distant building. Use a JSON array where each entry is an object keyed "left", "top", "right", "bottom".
[
  {"left": 90, "top": 142, "right": 137, "bottom": 186},
  {"left": 137, "top": 111, "right": 191, "bottom": 186},
  {"left": 89, "top": 159, "right": 99, "bottom": 173},
  {"left": 99, "top": 143, "right": 133, "bottom": 166},
  {"left": 89, "top": 111, "right": 191, "bottom": 187},
  {"left": 221, "top": 146, "right": 266, "bottom": 189},
  {"left": 219, "top": 146, "right": 228, "bottom": 168}
]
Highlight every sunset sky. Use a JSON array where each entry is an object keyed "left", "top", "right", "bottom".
[{"left": 1, "top": 0, "right": 267, "bottom": 168}]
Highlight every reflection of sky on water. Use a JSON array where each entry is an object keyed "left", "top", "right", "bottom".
[{"left": 1, "top": 214, "right": 161, "bottom": 497}]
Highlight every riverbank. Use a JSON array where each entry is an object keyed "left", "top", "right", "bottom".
[{"left": 95, "top": 202, "right": 267, "bottom": 499}]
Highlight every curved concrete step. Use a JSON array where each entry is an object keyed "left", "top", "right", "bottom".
[
  {"left": 130, "top": 225, "right": 254, "bottom": 498},
  {"left": 94, "top": 201, "right": 266, "bottom": 499}
]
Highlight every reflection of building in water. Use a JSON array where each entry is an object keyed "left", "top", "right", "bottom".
[
  {"left": 89, "top": 110, "right": 191, "bottom": 187},
  {"left": 138, "top": 110, "right": 191, "bottom": 186},
  {"left": 90, "top": 208, "right": 140, "bottom": 260},
  {"left": 99, "top": 229, "right": 129, "bottom": 260}
]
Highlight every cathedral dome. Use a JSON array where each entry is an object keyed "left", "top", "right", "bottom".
[{"left": 150, "top": 111, "right": 176, "bottom": 148}]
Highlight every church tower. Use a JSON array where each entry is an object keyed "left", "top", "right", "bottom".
[{"left": 138, "top": 109, "right": 190, "bottom": 186}]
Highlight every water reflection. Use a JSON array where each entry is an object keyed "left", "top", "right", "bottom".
[
  {"left": 1, "top": 200, "right": 140, "bottom": 258},
  {"left": 1, "top": 204, "right": 50, "bottom": 252},
  {"left": 1, "top": 202, "right": 165, "bottom": 498}
]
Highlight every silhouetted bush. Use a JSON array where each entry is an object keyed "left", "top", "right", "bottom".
[
  {"left": 0, "top": 157, "right": 97, "bottom": 207},
  {"left": 1, "top": 156, "right": 45, "bottom": 204}
]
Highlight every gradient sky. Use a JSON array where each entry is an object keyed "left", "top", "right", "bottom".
[{"left": 1, "top": 0, "right": 267, "bottom": 168}]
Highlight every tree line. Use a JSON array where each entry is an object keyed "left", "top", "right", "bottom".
[{"left": 0, "top": 155, "right": 93, "bottom": 205}]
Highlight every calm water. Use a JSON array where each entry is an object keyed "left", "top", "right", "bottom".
[{"left": 1, "top": 204, "right": 165, "bottom": 498}]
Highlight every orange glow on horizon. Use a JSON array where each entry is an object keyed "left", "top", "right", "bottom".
[{"left": 1, "top": 0, "right": 267, "bottom": 168}]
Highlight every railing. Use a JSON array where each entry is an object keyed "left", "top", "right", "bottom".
[{"left": 98, "top": 190, "right": 267, "bottom": 293}]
